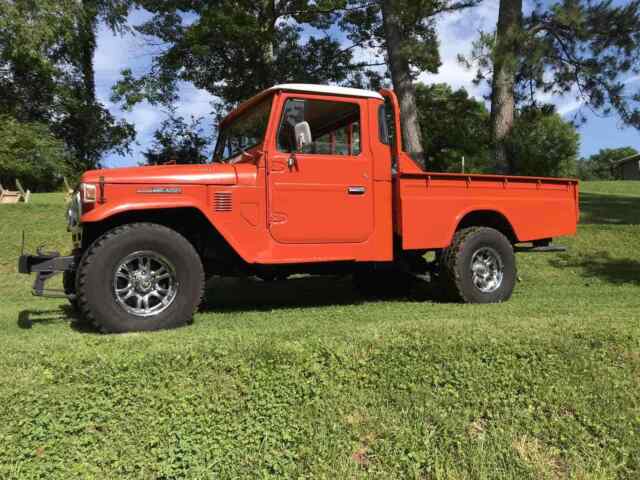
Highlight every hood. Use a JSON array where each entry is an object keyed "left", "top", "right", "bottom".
[{"left": 81, "top": 163, "right": 256, "bottom": 186}]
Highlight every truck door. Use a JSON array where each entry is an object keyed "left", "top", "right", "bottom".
[{"left": 268, "top": 95, "right": 374, "bottom": 244}]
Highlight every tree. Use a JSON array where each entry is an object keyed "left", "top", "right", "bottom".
[
  {"left": 506, "top": 106, "right": 579, "bottom": 178},
  {"left": 415, "top": 83, "right": 579, "bottom": 177},
  {"left": 414, "top": 83, "right": 491, "bottom": 173},
  {"left": 0, "top": 116, "right": 69, "bottom": 192},
  {"left": 0, "top": 0, "right": 135, "bottom": 174},
  {"left": 339, "top": 0, "right": 480, "bottom": 169},
  {"left": 0, "top": 0, "right": 78, "bottom": 123},
  {"left": 379, "top": 0, "right": 436, "bottom": 168},
  {"left": 463, "top": 0, "right": 640, "bottom": 174},
  {"left": 490, "top": 0, "right": 522, "bottom": 173},
  {"left": 66, "top": 0, "right": 135, "bottom": 170},
  {"left": 143, "top": 112, "right": 211, "bottom": 165},
  {"left": 578, "top": 147, "right": 639, "bottom": 180},
  {"left": 114, "top": 0, "right": 480, "bottom": 169},
  {"left": 112, "top": 1, "right": 374, "bottom": 113}
]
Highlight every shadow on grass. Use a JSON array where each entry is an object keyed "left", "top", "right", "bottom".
[
  {"left": 16, "top": 275, "right": 441, "bottom": 331},
  {"left": 17, "top": 305, "right": 99, "bottom": 333},
  {"left": 550, "top": 252, "right": 640, "bottom": 285},
  {"left": 580, "top": 192, "right": 640, "bottom": 225},
  {"left": 201, "top": 274, "right": 438, "bottom": 313}
]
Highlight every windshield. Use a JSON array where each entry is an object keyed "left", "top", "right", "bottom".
[{"left": 213, "top": 95, "right": 272, "bottom": 163}]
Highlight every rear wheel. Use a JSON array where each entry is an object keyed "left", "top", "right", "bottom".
[
  {"left": 76, "top": 223, "right": 204, "bottom": 333},
  {"left": 439, "top": 227, "right": 516, "bottom": 303}
]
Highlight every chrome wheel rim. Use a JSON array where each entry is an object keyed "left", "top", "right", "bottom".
[
  {"left": 470, "top": 247, "right": 504, "bottom": 293},
  {"left": 113, "top": 251, "right": 178, "bottom": 317}
]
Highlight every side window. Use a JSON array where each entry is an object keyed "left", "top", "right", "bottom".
[
  {"left": 378, "top": 104, "right": 389, "bottom": 145},
  {"left": 380, "top": 98, "right": 398, "bottom": 171},
  {"left": 277, "top": 98, "right": 361, "bottom": 155},
  {"left": 383, "top": 98, "right": 396, "bottom": 147}
]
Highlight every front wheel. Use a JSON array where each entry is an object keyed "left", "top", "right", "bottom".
[
  {"left": 76, "top": 223, "right": 204, "bottom": 333},
  {"left": 439, "top": 227, "right": 516, "bottom": 303}
]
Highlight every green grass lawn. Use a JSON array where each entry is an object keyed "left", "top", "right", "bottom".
[{"left": 0, "top": 182, "right": 638, "bottom": 479}]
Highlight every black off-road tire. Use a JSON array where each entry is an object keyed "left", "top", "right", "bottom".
[
  {"left": 439, "top": 227, "right": 516, "bottom": 303},
  {"left": 76, "top": 223, "right": 204, "bottom": 333}
]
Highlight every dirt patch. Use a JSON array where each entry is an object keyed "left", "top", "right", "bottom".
[
  {"left": 344, "top": 410, "right": 367, "bottom": 426},
  {"left": 351, "top": 432, "right": 377, "bottom": 468},
  {"left": 512, "top": 435, "right": 566, "bottom": 479},
  {"left": 466, "top": 417, "right": 487, "bottom": 439},
  {"left": 351, "top": 447, "right": 370, "bottom": 467}
]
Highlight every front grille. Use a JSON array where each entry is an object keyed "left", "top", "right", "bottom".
[{"left": 214, "top": 191, "right": 232, "bottom": 212}]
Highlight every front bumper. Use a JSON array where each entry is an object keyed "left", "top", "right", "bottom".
[{"left": 18, "top": 249, "right": 77, "bottom": 298}]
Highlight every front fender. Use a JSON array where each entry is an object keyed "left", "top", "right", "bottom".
[
  {"left": 79, "top": 183, "right": 263, "bottom": 264},
  {"left": 82, "top": 199, "right": 206, "bottom": 223}
]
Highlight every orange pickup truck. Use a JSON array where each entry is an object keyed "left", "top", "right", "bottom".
[{"left": 19, "top": 84, "right": 579, "bottom": 333}]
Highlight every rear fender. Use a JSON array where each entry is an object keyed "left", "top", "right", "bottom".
[{"left": 453, "top": 207, "right": 520, "bottom": 244}]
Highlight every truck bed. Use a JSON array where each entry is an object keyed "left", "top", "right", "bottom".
[{"left": 395, "top": 172, "right": 579, "bottom": 250}]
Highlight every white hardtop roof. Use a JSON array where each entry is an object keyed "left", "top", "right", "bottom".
[{"left": 268, "top": 83, "right": 384, "bottom": 100}]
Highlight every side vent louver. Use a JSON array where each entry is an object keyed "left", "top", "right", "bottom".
[{"left": 214, "top": 191, "right": 232, "bottom": 212}]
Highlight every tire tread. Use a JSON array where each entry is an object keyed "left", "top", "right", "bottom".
[
  {"left": 76, "top": 222, "right": 204, "bottom": 333},
  {"left": 440, "top": 227, "right": 513, "bottom": 303}
]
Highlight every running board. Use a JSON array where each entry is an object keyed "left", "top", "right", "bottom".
[{"left": 514, "top": 245, "right": 567, "bottom": 253}]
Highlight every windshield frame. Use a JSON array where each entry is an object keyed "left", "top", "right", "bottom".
[{"left": 212, "top": 94, "right": 274, "bottom": 163}]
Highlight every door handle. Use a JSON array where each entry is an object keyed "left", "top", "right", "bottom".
[
  {"left": 347, "top": 186, "right": 366, "bottom": 195},
  {"left": 287, "top": 154, "right": 297, "bottom": 170}
]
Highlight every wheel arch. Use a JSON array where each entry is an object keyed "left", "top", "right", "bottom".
[
  {"left": 81, "top": 207, "right": 243, "bottom": 272},
  {"left": 454, "top": 209, "right": 519, "bottom": 244}
]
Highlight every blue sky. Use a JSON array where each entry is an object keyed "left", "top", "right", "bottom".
[{"left": 96, "top": 1, "right": 640, "bottom": 168}]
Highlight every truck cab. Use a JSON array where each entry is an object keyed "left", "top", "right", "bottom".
[{"left": 19, "top": 84, "right": 579, "bottom": 333}]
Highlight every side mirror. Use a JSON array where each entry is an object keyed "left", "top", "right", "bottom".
[{"left": 294, "top": 121, "right": 312, "bottom": 151}]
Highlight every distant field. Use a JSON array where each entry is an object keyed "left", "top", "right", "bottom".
[
  {"left": 580, "top": 180, "right": 640, "bottom": 197},
  {"left": 0, "top": 182, "right": 638, "bottom": 479}
]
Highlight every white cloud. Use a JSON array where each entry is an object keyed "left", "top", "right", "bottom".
[
  {"left": 556, "top": 75, "right": 640, "bottom": 117},
  {"left": 173, "top": 82, "right": 217, "bottom": 119}
]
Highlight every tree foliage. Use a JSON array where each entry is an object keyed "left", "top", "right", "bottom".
[
  {"left": 332, "top": 0, "right": 480, "bottom": 168},
  {"left": 578, "top": 146, "right": 639, "bottom": 180},
  {"left": 112, "top": 0, "right": 377, "bottom": 112},
  {"left": 507, "top": 106, "right": 580, "bottom": 178},
  {"left": 414, "top": 83, "right": 579, "bottom": 177},
  {"left": 415, "top": 83, "right": 491, "bottom": 173},
  {"left": 337, "top": 0, "right": 448, "bottom": 77},
  {"left": 462, "top": 0, "right": 640, "bottom": 173},
  {"left": 0, "top": 0, "right": 135, "bottom": 179},
  {"left": 0, "top": 116, "right": 69, "bottom": 192},
  {"left": 143, "top": 112, "right": 211, "bottom": 165}
]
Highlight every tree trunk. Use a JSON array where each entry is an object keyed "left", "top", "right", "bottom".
[
  {"left": 79, "top": 0, "right": 98, "bottom": 104},
  {"left": 490, "top": 0, "right": 522, "bottom": 174},
  {"left": 75, "top": 0, "right": 99, "bottom": 169},
  {"left": 381, "top": 0, "right": 426, "bottom": 170}
]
